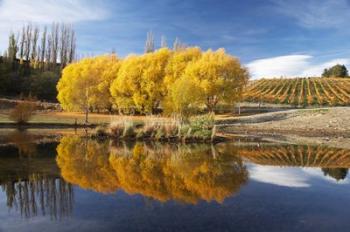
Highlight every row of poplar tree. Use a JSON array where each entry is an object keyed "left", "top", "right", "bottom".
[
  {"left": 0, "top": 23, "right": 76, "bottom": 100},
  {"left": 5, "top": 23, "right": 76, "bottom": 71}
]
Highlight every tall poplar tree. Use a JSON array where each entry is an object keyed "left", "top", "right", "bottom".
[{"left": 145, "top": 31, "right": 155, "bottom": 53}]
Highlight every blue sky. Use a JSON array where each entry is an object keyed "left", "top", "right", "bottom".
[{"left": 1, "top": 0, "right": 350, "bottom": 78}]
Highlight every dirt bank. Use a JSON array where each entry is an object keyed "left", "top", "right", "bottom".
[{"left": 217, "top": 107, "right": 350, "bottom": 148}]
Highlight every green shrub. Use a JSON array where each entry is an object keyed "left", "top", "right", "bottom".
[
  {"left": 180, "top": 124, "right": 190, "bottom": 137},
  {"left": 182, "top": 114, "right": 215, "bottom": 140},
  {"left": 192, "top": 129, "right": 212, "bottom": 140},
  {"left": 189, "top": 114, "right": 214, "bottom": 132}
]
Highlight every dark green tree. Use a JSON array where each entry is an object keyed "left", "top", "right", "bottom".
[
  {"left": 30, "top": 71, "right": 59, "bottom": 101},
  {"left": 0, "top": 23, "right": 76, "bottom": 101},
  {"left": 322, "top": 64, "right": 349, "bottom": 78}
]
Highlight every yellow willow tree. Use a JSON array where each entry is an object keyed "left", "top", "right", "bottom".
[
  {"left": 182, "top": 48, "right": 249, "bottom": 112},
  {"left": 109, "top": 54, "right": 143, "bottom": 113},
  {"left": 110, "top": 48, "right": 171, "bottom": 114},
  {"left": 163, "top": 47, "right": 202, "bottom": 92},
  {"left": 57, "top": 54, "right": 121, "bottom": 123},
  {"left": 162, "top": 47, "right": 202, "bottom": 118},
  {"left": 163, "top": 76, "right": 202, "bottom": 119}
]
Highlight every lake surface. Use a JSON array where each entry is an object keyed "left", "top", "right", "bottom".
[{"left": 1, "top": 130, "right": 350, "bottom": 232}]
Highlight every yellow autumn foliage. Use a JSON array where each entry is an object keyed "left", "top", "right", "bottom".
[
  {"left": 110, "top": 48, "right": 171, "bottom": 113},
  {"left": 57, "top": 54, "right": 121, "bottom": 113},
  {"left": 181, "top": 48, "right": 249, "bottom": 111},
  {"left": 163, "top": 76, "right": 202, "bottom": 117},
  {"left": 163, "top": 47, "right": 202, "bottom": 91},
  {"left": 109, "top": 143, "right": 247, "bottom": 203},
  {"left": 162, "top": 47, "right": 203, "bottom": 116},
  {"left": 56, "top": 136, "right": 120, "bottom": 193},
  {"left": 56, "top": 137, "right": 248, "bottom": 203},
  {"left": 58, "top": 48, "right": 249, "bottom": 116}
]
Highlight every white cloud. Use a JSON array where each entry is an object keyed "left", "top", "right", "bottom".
[
  {"left": 247, "top": 55, "right": 311, "bottom": 79},
  {"left": 247, "top": 55, "right": 350, "bottom": 79},
  {"left": 272, "top": 0, "right": 350, "bottom": 29},
  {"left": 0, "top": 0, "right": 108, "bottom": 53},
  {"left": 249, "top": 165, "right": 310, "bottom": 188},
  {"left": 0, "top": 0, "right": 107, "bottom": 23}
]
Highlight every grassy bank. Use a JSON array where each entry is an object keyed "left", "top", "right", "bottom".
[{"left": 93, "top": 114, "right": 220, "bottom": 143}]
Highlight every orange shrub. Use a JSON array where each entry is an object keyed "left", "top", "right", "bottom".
[{"left": 9, "top": 101, "right": 36, "bottom": 124}]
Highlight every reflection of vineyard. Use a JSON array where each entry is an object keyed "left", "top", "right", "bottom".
[
  {"left": 56, "top": 137, "right": 248, "bottom": 204},
  {"left": 243, "top": 78, "right": 350, "bottom": 106},
  {"left": 0, "top": 144, "right": 73, "bottom": 220},
  {"left": 239, "top": 144, "right": 350, "bottom": 168}
]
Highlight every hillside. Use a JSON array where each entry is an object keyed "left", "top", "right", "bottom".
[{"left": 243, "top": 78, "right": 350, "bottom": 107}]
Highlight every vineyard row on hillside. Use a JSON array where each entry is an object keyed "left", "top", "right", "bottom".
[{"left": 243, "top": 78, "right": 350, "bottom": 106}]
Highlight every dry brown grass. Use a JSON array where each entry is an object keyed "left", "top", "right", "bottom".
[{"left": 0, "top": 110, "right": 171, "bottom": 125}]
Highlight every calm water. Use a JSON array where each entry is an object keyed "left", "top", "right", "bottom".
[{"left": 1, "top": 131, "right": 350, "bottom": 232}]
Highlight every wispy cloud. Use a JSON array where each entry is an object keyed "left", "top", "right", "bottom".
[
  {"left": 271, "top": 0, "right": 350, "bottom": 29},
  {"left": 0, "top": 0, "right": 108, "bottom": 53},
  {"left": 247, "top": 55, "right": 311, "bottom": 78},
  {"left": 0, "top": 0, "right": 108, "bottom": 23},
  {"left": 247, "top": 54, "right": 350, "bottom": 79}
]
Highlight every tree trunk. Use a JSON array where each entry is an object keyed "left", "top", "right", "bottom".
[
  {"left": 206, "top": 96, "right": 218, "bottom": 113},
  {"left": 85, "top": 108, "right": 89, "bottom": 124}
]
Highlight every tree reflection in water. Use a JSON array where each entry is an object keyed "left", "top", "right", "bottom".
[
  {"left": 56, "top": 136, "right": 119, "bottom": 194},
  {"left": 2, "top": 177, "right": 73, "bottom": 220},
  {"left": 3, "top": 132, "right": 349, "bottom": 220},
  {"left": 6, "top": 130, "right": 37, "bottom": 156},
  {"left": 0, "top": 133, "right": 74, "bottom": 220},
  {"left": 322, "top": 168, "right": 348, "bottom": 181},
  {"left": 56, "top": 136, "right": 248, "bottom": 204}
]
